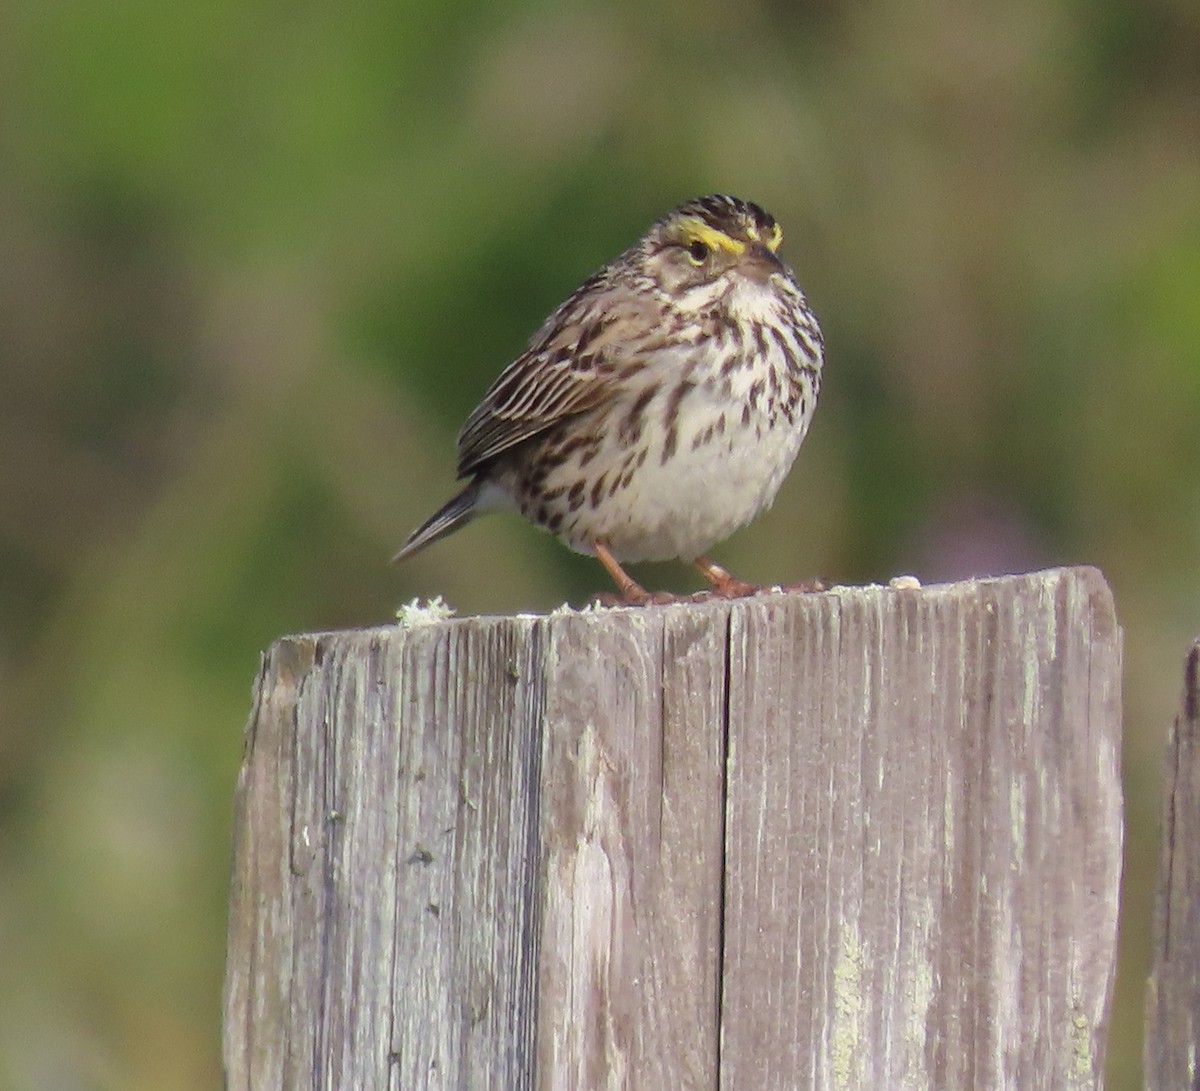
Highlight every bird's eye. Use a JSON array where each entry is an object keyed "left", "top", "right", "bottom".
[{"left": 686, "top": 239, "right": 710, "bottom": 264}]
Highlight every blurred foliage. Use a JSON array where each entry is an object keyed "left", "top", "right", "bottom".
[{"left": 0, "top": 0, "right": 1197, "bottom": 1086}]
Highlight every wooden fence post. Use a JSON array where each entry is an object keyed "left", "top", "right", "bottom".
[
  {"left": 222, "top": 566, "right": 1123, "bottom": 1090},
  {"left": 1144, "top": 637, "right": 1200, "bottom": 1088}
]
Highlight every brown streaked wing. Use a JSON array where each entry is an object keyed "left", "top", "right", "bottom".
[
  {"left": 454, "top": 342, "right": 619, "bottom": 477},
  {"left": 454, "top": 273, "right": 661, "bottom": 477}
]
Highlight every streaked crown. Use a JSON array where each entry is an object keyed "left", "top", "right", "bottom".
[
  {"left": 664, "top": 194, "right": 783, "bottom": 255},
  {"left": 633, "top": 195, "right": 790, "bottom": 298}
]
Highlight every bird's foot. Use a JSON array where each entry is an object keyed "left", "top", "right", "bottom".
[
  {"left": 780, "top": 576, "right": 827, "bottom": 593},
  {"left": 693, "top": 558, "right": 828, "bottom": 599},
  {"left": 692, "top": 557, "right": 762, "bottom": 598},
  {"left": 592, "top": 541, "right": 677, "bottom": 606},
  {"left": 592, "top": 588, "right": 679, "bottom": 608}
]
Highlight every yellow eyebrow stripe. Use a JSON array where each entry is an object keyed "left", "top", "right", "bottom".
[
  {"left": 677, "top": 216, "right": 784, "bottom": 254},
  {"left": 678, "top": 218, "right": 746, "bottom": 256},
  {"left": 746, "top": 221, "right": 784, "bottom": 251}
]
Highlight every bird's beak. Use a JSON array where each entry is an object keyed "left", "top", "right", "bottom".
[{"left": 741, "top": 242, "right": 786, "bottom": 284}]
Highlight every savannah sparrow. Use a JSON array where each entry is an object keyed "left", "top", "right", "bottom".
[{"left": 392, "top": 194, "right": 824, "bottom": 604}]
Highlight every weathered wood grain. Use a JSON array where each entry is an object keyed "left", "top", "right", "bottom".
[
  {"left": 223, "top": 566, "right": 1123, "bottom": 1091},
  {"left": 224, "top": 618, "right": 548, "bottom": 1090},
  {"left": 536, "top": 607, "right": 727, "bottom": 1090},
  {"left": 1144, "top": 638, "right": 1200, "bottom": 1090},
  {"left": 720, "top": 567, "right": 1122, "bottom": 1090}
]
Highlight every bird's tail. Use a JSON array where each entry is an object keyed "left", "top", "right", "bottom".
[{"left": 390, "top": 478, "right": 483, "bottom": 565}]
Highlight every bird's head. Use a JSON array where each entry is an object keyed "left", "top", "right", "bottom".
[{"left": 634, "top": 195, "right": 789, "bottom": 304}]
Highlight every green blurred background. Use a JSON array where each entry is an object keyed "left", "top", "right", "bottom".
[{"left": 1, "top": 0, "right": 1197, "bottom": 1086}]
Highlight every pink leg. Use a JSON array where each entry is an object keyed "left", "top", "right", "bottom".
[
  {"left": 692, "top": 556, "right": 760, "bottom": 598},
  {"left": 594, "top": 542, "right": 675, "bottom": 606}
]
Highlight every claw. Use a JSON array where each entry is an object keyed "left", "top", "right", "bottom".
[
  {"left": 592, "top": 541, "right": 675, "bottom": 606},
  {"left": 781, "top": 576, "right": 827, "bottom": 593},
  {"left": 692, "top": 556, "right": 760, "bottom": 598}
]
